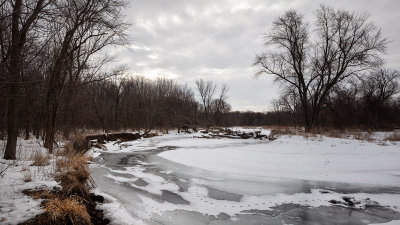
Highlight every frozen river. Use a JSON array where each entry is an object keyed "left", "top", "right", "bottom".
[{"left": 90, "top": 133, "right": 400, "bottom": 225}]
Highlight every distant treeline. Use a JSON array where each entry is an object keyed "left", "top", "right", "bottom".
[
  {"left": 226, "top": 71, "right": 400, "bottom": 129},
  {"left": 0, "top": 75, "right": 232, "bottom": 139}
]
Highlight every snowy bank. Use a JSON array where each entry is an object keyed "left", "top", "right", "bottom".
[{"left": 0, "top": 139, "right": 60, "bottom": 225}]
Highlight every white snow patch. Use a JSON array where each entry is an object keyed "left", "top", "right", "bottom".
[
  {"left": 0, "top": 138, "right": 61, "bottom": 225},
  {"left": 92, "top": 189, "right": 148, "bottom": 225},
  {"left": 372, "top": 220, "right": 400, "bottom": 225},
  {"left": 108, "top": 166, "right": 179, "bottom": 195}
]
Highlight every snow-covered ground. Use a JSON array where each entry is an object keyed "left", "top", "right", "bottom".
[
  {"left": 88, "top": 129, "right": 400, "bottom": 225},
  {"left": 0, "top": 139, "right": 60, "bottom": 225}
]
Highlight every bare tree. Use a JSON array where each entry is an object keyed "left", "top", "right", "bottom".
[
  {"left": 361, "top": 69, "right": 399, "bottom": 106},
  {"left": 255, "top": 5, "right": 387, "bottom": 131},
  {"left": 195, "top": 79, "right": 216, "bottom": 127},
  {"left": 2, "top": 0, "right": 49, "bottom": 159},
  {"left": 43, "top": 0, "right": 128, "bottom": 152},
  {"left": 211, "top": 84, "right": 230, "bottom": 126}
]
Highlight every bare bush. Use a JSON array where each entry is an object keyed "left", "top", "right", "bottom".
[
  {"left": 31, "top": 151, "right": 51, "bottom": 166},
  {"left": 45, "top": 198, "right": 91, "bottom": 225}
]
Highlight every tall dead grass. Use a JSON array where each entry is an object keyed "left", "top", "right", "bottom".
[
  {"left": 30, "top": 151, "right": 51, "bottom": 166},
  {"left": 45, "top": 197, "right": 91, "bottom": 225},
  {"left": 63, "top": 134, "right": 89, "bottom": 154},
  {"left": 56, "top": 151, "right": 93, "bottom": 198},
  {"left": 385, "top": 132, "right": 400, "bottom": 142},
  {"left": 266, "top": 126, "right": 381, "bottom": 142}
]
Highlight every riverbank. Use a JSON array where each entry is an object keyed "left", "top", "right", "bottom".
[
  {"left": 88, "top": 129, "right": 400, "bottom": 225},
  {"left": 0, "top": 136, "right": 109, "bottom": 225},
  {"left": 2, "top": 128, "right": 400, "bottom": 224}
]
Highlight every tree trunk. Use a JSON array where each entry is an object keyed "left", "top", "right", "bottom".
[
  {"left": 300, "top": 91, "right": 312, "bottom": 132},
  {"left": 4, "top": 84, "right": 18, "bottom": 160},
  {"left": 35, "top": 127, "right": 40, "bottom": 139},
  {"left": 44, "top": 90, "right": 57, "bottom": 153},
  {"left": 4, "top": 0, "right": 23, "bottom": 160},
  {"left": 24, "top": 119, "right": 30, "bottom": 140}
]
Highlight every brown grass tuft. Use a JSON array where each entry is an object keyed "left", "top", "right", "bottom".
[
  {"left": 56, "top": 152, "right": 88, "bottom": 172},
  {"left": 56, "top": 170, "right": 91, "bottom": 198},
  {"left": 23, "top": 171, "right": 32, "bottom": 182},
  {"left": 385, "top": 132, "right": 400, "bottom": 142},
  {"left": 63, "top": 134, "right": 89, "bottom": 153},
  {"left": 56, "top": 152, "right": 93, "bottom": 198},
  {"left": 31, "top": 151, "right": 51, "bottom": 166},
  {"left": 269, "top": 128, "right": 298, "bottom": 137},
  {"left": 45, "top": 198, "right": 91, "bottom": 225},
  {"left": 31, "top": 190, "right": 56, "bottom": 200}
]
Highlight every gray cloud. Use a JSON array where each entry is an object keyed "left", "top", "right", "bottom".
[{"left": 112, "top": 0, "right": 400, "bottom": 111}]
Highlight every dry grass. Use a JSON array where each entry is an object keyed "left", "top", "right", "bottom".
[
  {"left": 308, "top": 129, "right": 375, "bottom": 142},
  {"left": 19, "top": 134, "right": 106, "bottom": 225},
  {"left": 385, "top": 132, "right": 400, "bottom": 142},
  {"left": 30, "top": 151, "right": 51, "bottom": 166},
  {"left": 22, "top": 150, "right": 95, "bottom": 224},
  {"left": 63, "top": 134, "right": 89, "bottom": 153},
  {"left": 56, "top": 151, "right": 93, "bottom": 198},
  {"left": 45, "top": 198, "right": 91, "bottom": 225},
  {"left": 269, "top": 127, "right": 301, "bottom": 137},
  {"left": 29, "top": 190, "right": 56, "bottom": 200},
  {"left": 264, "top": 126, "right": 381, "bottom": 142},
  {"left": 21, "top": 165, "right": 29, "bottom": 172},
  {"left": 56, "top": 170, "right": 92, "bottom": 198},
  {"left": 56, "top": 152, "right": 88, "bottom": 173},
  {"left": 23, "top": 170, "right": 32, "bottom": 182}
]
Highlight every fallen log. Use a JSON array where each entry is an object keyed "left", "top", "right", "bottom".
[
  {"left": 209, "top": 134, "right": 242, "bottom": 139},
  {"left": 85, "top": 132, "right": 141, "bottom": 144}
]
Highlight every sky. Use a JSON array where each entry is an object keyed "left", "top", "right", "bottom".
[{"left": 110, "top": 0, "right": 400, "bottom": 112}]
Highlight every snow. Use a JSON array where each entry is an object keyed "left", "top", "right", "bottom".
[
  {"left": 88, "top": 128, "right": 400, "bottom": 225},
  {"left": 0, "top": 138, "right": 60, "bottom": 225},
  {"left": 92, "top": 188, "right": 148, "bottom": 225},
  {"left": 372, "top": 221, "right": 400, "bottom": 225},
  {"left": 107, "top": 167, "right": 180, "bottom": 195},
  {"left": 158, "top": 135, "right": 400, "bottom": 186}
]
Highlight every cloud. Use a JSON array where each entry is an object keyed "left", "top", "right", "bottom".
[{"left": 113, "top": 0, "right": 400, "bottom": 111}]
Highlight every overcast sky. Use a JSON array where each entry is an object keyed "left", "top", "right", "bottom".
[{"left": 110, "top": 0, "right": 400, "bottom": 112}]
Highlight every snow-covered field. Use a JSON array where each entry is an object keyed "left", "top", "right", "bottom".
[
  {"left": 0, "top": 139, "right": 60, "bottom": 225},
  {"left": 88, "top": 129, "right": 400, "bottom": 225}
]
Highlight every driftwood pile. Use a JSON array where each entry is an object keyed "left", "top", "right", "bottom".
[
  {"left": 85, "top": 132, "right": 142, "bottom": 148},
  {"left": 203, "top": 128, "right": 275, "bottom": 140},
  {"left": 85, "top": 132, "right": 141, "bottom": 143}
]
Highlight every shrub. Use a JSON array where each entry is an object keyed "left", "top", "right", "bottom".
[
  {"left": 45, "top": 198, "right": 91, "bottom": 225},
  {"left": 31, "top": 151, "right": 51, "bottom": 166},
  {"left": 385, "top": 132, "right": 400, "bottom": 142},
  {"left": 56, "top": 152, "right": 93, "bottom": 198},
  {"left": 64, "top": 134, "right": 89, "bottom": 153}
]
